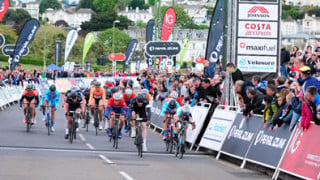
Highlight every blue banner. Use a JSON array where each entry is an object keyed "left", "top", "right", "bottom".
[
  {"left": 11, "top": 18, "right": 40, "bottom": 71},
  {"left": 145, "top": 19, "right": 154, "bottom": 67},
  {"left": 205, "top": 0, "right": 225, "bottom": 78},
  {"left": 123, "top": 39, "right": 138, "bottom": 73}
]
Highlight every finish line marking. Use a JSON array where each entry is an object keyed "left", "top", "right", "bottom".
[
  {"left": 86, "top": 143, "right": 95, "bottom": 150},
  {"left": 119, "top": 171, "right": 134, "bottom": 180},
  {"left": 79, "top": 134, "right": 86, "bottom": 141},
  {"left": 99, "top": 154, "right": 114, "bottom": 164}
]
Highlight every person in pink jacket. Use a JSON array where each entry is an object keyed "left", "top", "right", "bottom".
[{"left": 300, "top": 90, "right": 316, "bottom": 130}]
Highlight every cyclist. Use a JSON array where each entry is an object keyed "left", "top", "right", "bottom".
[
  {"left": 127, "top": 79, "right": 134, "bottom": 89},
  {"left": 82, "top": 86, "right": 91, "bottom": 128},
  {"left": 160, "top": 99, "right": 180, "bottom": 140},
  {"left": 64, "top": 91, "right": 83, "bottom": 139},
  {"left": 89, "top": 81, "right": 106, "bottom": 130},
  {"left": 40, "top": 84, "right": 60, "bottom": 131},
  {"left": 104, "top": 79, "right": 114, "bottom": 88},
  {"left": 130, "top": 94, "right": 151, "bottom": 151},
  {"left": 140, "top": 88, "right": 152, "bottom": 101},
  {"left": 174, "top": 105, "right": 195, "bottom": 140},
  {"left": 64, "top": 86, "right": 86, "bottom": 125},
  {"left": 20, "top": 84, "right": 40, "bottom": 124},
  {"left": 106, "top": 92, "right": 128, "bottom": 139},
  {"left": 167, "top": 91, "right": 183, "bottom": 106},
  {"left": 123, "top": 88, "right": 136, "bottom": 133}
]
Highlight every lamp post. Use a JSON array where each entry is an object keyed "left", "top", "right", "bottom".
[{"left": 112, "top": 20, "right": 120, "bottom": 77}]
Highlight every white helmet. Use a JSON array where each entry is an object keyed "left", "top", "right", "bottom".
[
  {"left": 141, "top": 89, "right": 149, "bottom": 96},
  {"left": 125, "top": 88, "right": 133, "bottom": 96},
  {"left": 170, "top": 91, "right": 178, "bottom": 99},
  {"left": 113, "top": 92, "right": 123, "bottom": 100}
]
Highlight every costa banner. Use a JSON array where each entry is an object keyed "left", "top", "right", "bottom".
[
  {"left": 146, "top": 19, "right": 154, "bottom": 67},
  {"left": 160, "top": 8, "right": 176, "bottom": 41},
  {"left": 179, "top": 37, "right": 190, "bottom": 65},
  {"left": 64, "top": 29, "right": 78, "bottom": 62},
  {"left": 82, "top": 32, "right": 95, "bottom": 64},
  {"left": 278, "top": 124, "right": 320, "bottom": 179},
  {"left": 11, "top": 18, "right": 40, "bottom": 71},
  {"left": 205, "top": 0, "right": 225, "bottom": 78},
  {"left": 0, "top": 0, "right": 9, "bottom": 22},
  {"left": 123, "top": 39, "right": 138, "bottom": 73}
]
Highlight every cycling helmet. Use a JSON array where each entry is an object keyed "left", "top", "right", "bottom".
[
  {"left": 168, "top": 100, "right": 177, "bottom": 110},
  {"left": 141, "top": 89, "right": 149, "bottom": 96},
  {"left": 136, "top": 94, "right": 145, "bottom": 103},
  {"left": 181, "top": 105, "right": 191, "bottom": 116},
  {"left": 79, "top": 85, "right": 86, "bottom": 90},
  {"left": 111, "top": 87, "right": 118, "bottom": 93},
  {"left": 26, "top": 84, "right": 33, "bottom": 91},
  {"left": 49, "top": 84, "right": 56, "bottom": 92},
  {"left": 128, "top": 79, "right": 133, "bottom": 86},
  {"left": 113, "top": 92, "right": 123, "bottom": 101},
  {"left": 69, "top": 91, "right": 77, "bottom": 99},
  {"left": 94, "top": 81, "right": 101, "bottom": 88},
  {"left": 70, "top": 86, "right": 78, "bottom": 91},
  {"left": 103, "top": 85, "right": 109, "bottom": 89},
  {"left": 170, "top": 91, "right": 178, "bottom": 99},
  {"left": 90, "top": 79, "right": 97, "bottom": 86},
  {"left": 125, "top": 88, "right": 133, "bottom": 96}
]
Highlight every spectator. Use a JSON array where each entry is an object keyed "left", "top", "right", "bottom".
[
  {"left": 252, "top": 75, "right": 266, "bottom": 95},
  {"left": 198, "top": 78, "right": 221, "bottom": 104},
  {"left": 235, "top": 80, "right": 254, "bottom": 105},
  {"left": 280, "top": 45, "right": 290, "bottom": 78},
  {"left": 263, "top": 94, "right": 279, "bottom": 129},
  {"left": 276, "top": 76, "right": 287, "bottom": 93},
  {"left": 272, "top": 89, "right": 290, "bottom": 130},
  {"left": 298, "top": 66, "right": 320, "bottom": 94},
  {"left": 242, "top": 87, "right": 264, "bottom": 120},
  {"left": 226, "top": 62, "right": 244, "bottom": 84}
]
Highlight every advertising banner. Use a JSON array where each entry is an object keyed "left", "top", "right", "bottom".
[
  {"left": 2, "top": 44, "right": 29, "bottom": 56},
  {"left": 198, "top": 107, "right": 237, "bottom": 151},
  {"left": 160, "top": 8, "right": 176, "bottom": 41},
  {"left": 279, "top": 124, "right": 320, "bottom": 180},
  {"left": 179, "top": 37, "right": 190, "bottom": 65},
  {"left": 11, "top": 18, "right": 40, "bottom": 71},
  {"left": 220, "top": 113, "right": 262, "bottom": 158},
  {"left": 237, "top": 55, "right": 277, "bottom": 72},
  {"left": 237, "top": 21, "right": 278, "bottom": 38},
  {"left": 0, "top": 0, "right": 9, "bottom": 22},
  {"left": 123, "top": 39, "right": 138, "bottom": 73},
  {"left": 64, "top": 30, "right": 78, "bottom": 62},
  {"left": 238, "top": 4, "right": 278, "bottom": 21},
  {"left": 55, "top": 40, "right": 62, "bottom": 63},
  {"left": 82, "top": 32, "right": 95, "bottom": 64},
  {"left": 136, "top": 52, "right": 141, "bottom": 72},
  {"left": 186, "top": 103, "right": 211, "bottom": 146},
  {"left": 150, "top": 101, "right": 163, "bottom": 128},
  {"left": 145, "top": 41, "right": 181, "bottom": 57},
  {"left": 146, "top": 19, "right": 154, "bottom": 67},
  {"left": 205, "top": 0, "right": 225, "bottom": 78},
  {"left": 246, "top": 123, "right": 291, "bottom": 168},
  {"left": 237, "top": 38, "right": 277, "bottom": 55},
  {"left": 0, "top": 33, "right": 4, "bottom": 47}
]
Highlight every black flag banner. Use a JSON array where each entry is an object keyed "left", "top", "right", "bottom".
[
  {"left": 123, "top": 39, "right": 138, "bottom": 73},
  {"left": 145, "top": 19, "right": 154, "bottom": 67},
  {"left": 11, "top": 18, "right": 40, "bottom": 70},
  {"left": 205, "top": 0, "right": 225, "bottom": 78}
]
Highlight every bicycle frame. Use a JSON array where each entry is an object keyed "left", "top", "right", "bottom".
[
  {"left": 68, "top": 111, "right": 80, "bottom": 144},
  {"left": 135, "top": 116, "right": 144, "bottom": 158},
  {"left": 166, "top": 113, "right": 176, "bottom": 153}
]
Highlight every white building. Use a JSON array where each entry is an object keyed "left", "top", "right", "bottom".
[
  {"left": 118, "top": 7, "right": 153, "bottom": 23},
  {"left": 43, "top": 8, "right": 94, "bottom": 30},
  {"left": 285, "top": 0, "right": 320, "bottom": 6},
  {"left": 10, "top": 1, "right": 40, "bottom": 20},
  {"left": 182, "top": 5, "right": 208, "bottom": 25}
]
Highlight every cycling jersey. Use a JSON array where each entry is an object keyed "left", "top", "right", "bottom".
[
  {"left": 160, "top": 99, "right": 180, "bottom": 117},
  {"left": 167, "top": 95, "right": 183, "bottom": 106},
  {"left": 106, "top": 98, "right": 128, "bottom": 118},
  {"left": 20, "top": 89, "right": 39, "bottom": 105},
  {"left": 176, "top": 108, "right": 192, "bottom": 121},
  {"left": 123, "top": 92, "right": 136, "bottom": 106},
  {"left": 89, "top": 87, "right": 106, "bottom": 105},
  {"left": 130, "top": 96, "right": 150, "bottom": 121},
  {"left": 40, "top": 89, "right": 60, "bottom": 108},
  {"left": 65, "top": 95, "right": 83, "bottom": 111},
  {"left": 104, "top": 82, "right": 114, "bottom": 88}
]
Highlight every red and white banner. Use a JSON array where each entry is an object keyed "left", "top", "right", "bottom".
[
  {"left": 279, "top": 124, "right": 320, "bottom": 179},
  {"left": 0, "top": 0, "right": 9, "bottom": 22},
  {"left": 160, "top": 7, "right": 176, "bottom": 41}
]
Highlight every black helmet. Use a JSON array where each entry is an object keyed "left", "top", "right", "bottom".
[
  {"left": 136, "top": 94, "right": 145, "bottom": 103},
  {"left": 168, "top": 100, "right": 176, "bottom": 110},
  {"left": 94, "top": 81, "right": 101, "bottom": 88},
  {"left": 70, "top": 91, "right": 77, "bottom": 99},
  {"left": 50, "top": 85, "right": 56, "bottom": 92},
  {"left": 111, "top": 87, "right": 118, "bottom": 93},
  {"left": 26, "top": 84, "right": 33, "bottom": 91},
  {"left": 90, "top": 79, "right": 97, "bottom": 86}
]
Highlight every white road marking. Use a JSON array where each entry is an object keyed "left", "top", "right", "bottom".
[
  {"left": 86, "top": 143, "right": 95, "bottom": 150},
  {"left": 79, "top": 134, "right": 86, "bottom": 141},
  {"left": 119, "top": 171, "right": 134, "bottom": 180},
  {"left": 98, "top": 154, "right": 114, "bottom": 164}
]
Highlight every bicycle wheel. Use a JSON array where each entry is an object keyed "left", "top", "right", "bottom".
[
  {"left": 114, "top": 125, "right": 119, "bottom": 149},
  {"left": 26, "top": 109, "right": 31, "bottom": 132},
  {"left": 94, "top": 109, "right": 99, "bottom": 136},
  {"left": 136, "top": 126, "right": 143, "bottom": 158},
  {"left": 85, "top": 111, "right": 90, "bottom": 132},
  {"left": 179, "top": 143, "right": 185, "bottom": 159},
  {"left": 165, "top": 130, "right": 170, "bottom": 152},
  {"left": 175, "top": 136, "right": 179, "bottom": 157},
  {"left": 69, "top": 120, "right": 74, "bottom": 144},
  {"left": 169, "top": 127, "right": 174, "bottom": 153},
  {"left": 47, "top": 114, "right": 51, "bottom": 136}
]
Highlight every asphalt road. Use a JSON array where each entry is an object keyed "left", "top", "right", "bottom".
[{"left": 0, "top": 101, "right": 270, "bottom": 180}]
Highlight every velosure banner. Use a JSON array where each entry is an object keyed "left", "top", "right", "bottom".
[
  {"left": 279, "top": 124, "right": 320, "bottom": 179},
  {"left": 82, "top": 32, "right": 95, "bottom": 64},
  {"left": 11, "top": 18, "right": 40, "bottom": 71},
  {"left": 150, "top": 101, "right": 163, "bottom": 128},
  {"left": 123, "top": 39, "right": 138, "bottom": 73},
  {"left": 145, "top": 19, "right": 154, "bottom": 67},
  {"left": 205, "top": 0, "right": 225, "bottom": 78},
  {"left": 0, "top": 0, "right": 9, "bottom": 22},
  {"left": 64, "top": 30, "right": 78, "bottom": 62},
  {"left": 220, "top": 113, "right": 262, "bottom": 158}
]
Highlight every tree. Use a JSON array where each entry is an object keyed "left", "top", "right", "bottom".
[
  {"left": 0, "top": 24, "right": 17, "bottom": 44},
  {"left": 39, "top": 0, "right": 62, "bottom": 14},
  {"left": 136, "top": 20, "right": 146, "bottom": 28},
  {"left": 160, "top": 6, "right": 197, "bottom": 29},
  {"left": 81, "top": 11, "right": 117, "bottom": 31},
  {"left": 129, "top": 0, "right": 148, "bottom": 10},
  {"left": 93, "top": 0, "right": 117, "bottom": 12},
  {"left": 97, "top": 28, "right": 131, "bottom": 54},
  {"left": 2, "top": 9, "right": 32, "bottom": 24},
  {"left": 117, "top": 0, "right": 133, "bottom": 10},
  {"left": 148, "top": 0, "right": 155, "bottom": 6},
  {"left": 78, "top": 0, "right": 94, "bottom": 10}
]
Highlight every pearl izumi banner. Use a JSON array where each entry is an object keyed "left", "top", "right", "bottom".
[
  {"left": 145, "top": 19, "right": 154, "bottom": 67},
  {"left": 236, "top": 0, "right": 280, "bottom": 78},
  {"left": 0, "top": 0, "right": 9, "bottom": 22},
  {"left": 205, "top": 0, "right": 225, "bottom": 78},
  {"left": 64, "top": 29, "right": 78, "bottom": 62},
  {"left": 11, "top": 18, "right": 40, "bottom": 71}
]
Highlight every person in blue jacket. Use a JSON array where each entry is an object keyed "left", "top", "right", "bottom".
[{"left": 40, "top": 84, "right": 60, "bottom": 131}]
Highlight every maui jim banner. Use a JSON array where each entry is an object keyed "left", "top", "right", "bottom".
[{"left": 11, "top": 18, "right": 40, "bottom": 71}]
